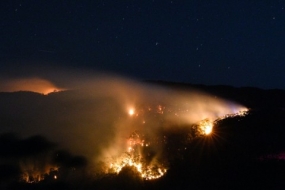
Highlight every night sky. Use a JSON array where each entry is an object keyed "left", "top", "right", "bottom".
[{"left": 1, "top": 0, "right": 285, "bottom": 89}]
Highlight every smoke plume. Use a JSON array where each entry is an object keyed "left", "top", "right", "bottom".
[{"left": 0, "top": 68, "right": 247, "bottom": 184}]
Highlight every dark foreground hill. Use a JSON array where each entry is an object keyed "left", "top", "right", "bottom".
[{"left": 0, "top": 82, "right": 285, "bottom": 189}]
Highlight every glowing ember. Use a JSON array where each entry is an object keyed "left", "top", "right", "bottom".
[
  {"left": 128, "top": 108, "right": 135, "bottom": 116},
  {"left": 20, "top": 166, "right": 59, "bottom": 183}
]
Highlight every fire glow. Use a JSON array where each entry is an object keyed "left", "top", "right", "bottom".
[
  {"left": 198, "top": 119, "right": 213, "bottom": 135},
  {"left": 20, "top": 165, "right": 59, "bottom": 183},
  {"left": 107, "top": 104, "right": 248, "bottom": 180},
  {"left": 0, "top": 73, "right": 249, "bottom": 183},
  {"left": 0, "top": 77, "right": 63, "bottom": 95},
  {"left": 128, "top": 108, "right": 135, "bottom": 116},
  {"left": 108, "top": 131, "right": 167, "bottom": 180}
]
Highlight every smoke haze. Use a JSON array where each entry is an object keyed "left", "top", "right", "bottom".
[{"left": 0, "top": 67, "right": 247, "bottom": 182}]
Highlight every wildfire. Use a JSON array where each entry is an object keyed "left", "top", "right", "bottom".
[
  {"left": 109, "top": 155, "right": 167, "bottom": 180},
  {"left": 106, "top": 105, "right": 249, "bottom": 180},
  {"left": 20, "top": 166, "right": 59, "bottom": 183},
  {"left": 198, "top": 119, "right": 213, "bottom": 135},
  {"left": 197, "top": 108, "right": 248, "bottom": 136},
  {"left": 108, "top": 131, "right": 167, "bottom": 180},
  {"left": 17, "top": 102, "right": 248, "bottom": 183}
]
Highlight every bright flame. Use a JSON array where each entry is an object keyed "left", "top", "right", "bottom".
[
  {"left": 20, "top": 165, "right": 59, "bottom": 183},
  {"left": 109, "top": 154, "right": 167, "bottom": 180},
  {"left": 128, "top": 108, "right": 135, "bottom": 116},
  {"left": 204, "top": 124, "right": 212, "bottom": 135},
  {"left": 108, "top": 131, "right": 167, "bottom": 180},
  {"left": 198, "top": 119, "right": 213, "bottom": 135},
  {"left": 197, "top": 109, "right": 248, "bottom": 136}
]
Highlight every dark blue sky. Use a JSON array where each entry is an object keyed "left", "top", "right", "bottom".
[{"left": 1, "top": 0, "right": 285, "bottom": 89}]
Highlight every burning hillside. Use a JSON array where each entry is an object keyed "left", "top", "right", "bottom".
[
  {"left": 0, "top": 73, "right": 251, "bottom": 188},
  {"left": 104, "top": 106, "right": 247, "bottom": 180}
]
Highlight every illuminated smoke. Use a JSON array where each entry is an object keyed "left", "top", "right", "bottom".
[
  {"left": 0, "top": 69, "right": 248, "bottom": 181},
  {"left": 0, "top": 77, "right": 63, "bottom": 95}
]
